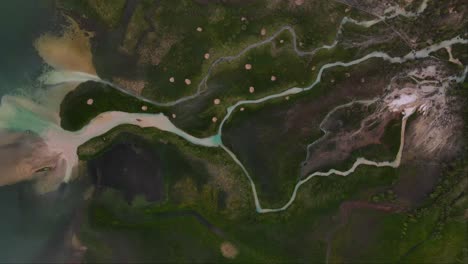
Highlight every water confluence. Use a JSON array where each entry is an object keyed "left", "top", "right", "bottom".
[
  {"left": 1, "top": 1, "right": 466, "bottom": 213},
  {"left": 40, "top": 34, "right": 468, "bottom": 213}
]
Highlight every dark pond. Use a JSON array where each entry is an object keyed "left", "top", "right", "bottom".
[{"left": 88, "top": 134, "right": 164, "bottom": 203}]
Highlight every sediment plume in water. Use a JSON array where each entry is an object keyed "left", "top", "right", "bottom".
[
  {"left": 34, "top": 16, "right": 96, "bottom": 75},
  {"left": 0, "top": 131, "right": 62, "bottom": 190},
  {"left": 0, "top": 94, "right": 68, "bottom": 192},
  {"left": 0, "top": 14, "right": 98, "bottom": 191},
  {"left": 0, "top": 82, "right": 219, "bottom": 193}
]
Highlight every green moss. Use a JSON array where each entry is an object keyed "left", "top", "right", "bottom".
[
  {"left": 170, "top": 42, "right": 362, "bottom": 138},
  {"left": 79, "top": 152, "right": 402, "bottom": 262},
  {"left": 87, "top": 0, "right": 126, "bottom": 28},
  {"left": 121, "top": 3, "right": 149, "bottom": 54},
  {"left": 99, "top": 0, "right": 348, "bottom": 103},
  {"left": 402, "top": 221, "right": 468, "bottom": 263}
]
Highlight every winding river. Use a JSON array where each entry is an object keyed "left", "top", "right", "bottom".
[{"left": 1, "top": 0, "right": 467, "bottom": 213}]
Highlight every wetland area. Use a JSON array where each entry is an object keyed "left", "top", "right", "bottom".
[{"left": 0, "top": 0, "right": 467, "bottom": 262}]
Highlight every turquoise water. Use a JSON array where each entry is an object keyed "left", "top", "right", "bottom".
[
  {"left": 0, "top": 1, "right": 68, "bottom": 262},
  {"left": 0, "top": 97, "right": 54, "bottom": 134}
]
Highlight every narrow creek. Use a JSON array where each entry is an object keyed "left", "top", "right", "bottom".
[{"left": 0, "top": 0, "right": 466, "bottom": 213}]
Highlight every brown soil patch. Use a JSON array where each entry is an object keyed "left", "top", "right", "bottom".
[
  {"left": 186, "top": 153, "right": 251, "bottom": 217},
  {"left": 138, "top": 32, "right": 178, "bottom": 66},
  {"left": 220, "top": 241, "right": 239, "bottom": 259},
  {"left": 34, "top": 17, "right": 96, "bottom": 75},
  {"left": 302, "top": 110, "right": 399, "bottom": 176},
  {"left": 71, "top": 233, "right": 87, "bottom": 252},
  {"left": 283, "top": 66, "right": 388, "bottom": 138},
  {"left": 223, "top": 61, "right": 393, "bottom": 200},
  {"left": 339, "top": 200, "right": 406, "bottom": 220},
  {"left": 194, "top": 0, "right": 254, "bottom": 5},
  {"left": 405, "top": 112, "right": 463, "bottom": 159},
  {"left": 113, "top": 77, "right": 146, "bottom": 95}
]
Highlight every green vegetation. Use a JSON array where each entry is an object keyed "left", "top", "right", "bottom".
[
  {"left": 51, "top": 0, "right": 468, "bottom": 262},
  {"left": 143, "top": 0, "right": 346, "bottom": 99},
  {"left": 452, "top": 43, "right": 468, "bottom": 65},
  {"left": 81, "top": 190, "right": 227, "bottom": 263},
  {"left": 59, "top": 0, "right": 420, "bottom": 137},
  {"left": 87, "top": 0, "right": 126, "bottom": 28},
  {"left": 78, "top": 124, "right": 254, "bottom": 216},
  {"left": 60, "top": 43, "right": 368, "bottom": 135},
  {"left": 328, "top": 159, "right": 468, "bottom": 263},
  {"left": 58, "top": 0, "right": 126, "bottom": 28},
  {"left": 327, "top": 81, "right": 468, "bottom": 262},
  {"left": 391, "top": 0, "right": 468, "bottom": 48},
  {"left": 60, "top": 81, "right": 167, "bottom": 131},
  {"left": 154, "top": 40, "right": 372, "bottom": 137},
  {"left": 121, "top": 3, "right": 149, "bottom": 54},
  {"left": 79, "top": 128, "right": 403, "bottom": 262},
  {"left": 371, "top": 189, "right": 398, "bottom": 203},
  {"left": 69, "top": 0, "right": 348, "bottom": 103},
  {"left": 221, "top": 59, "right": 397, "bottom": 207},
  {"left": 76, "top": 89, "right": 468, "bottom": 262}
]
